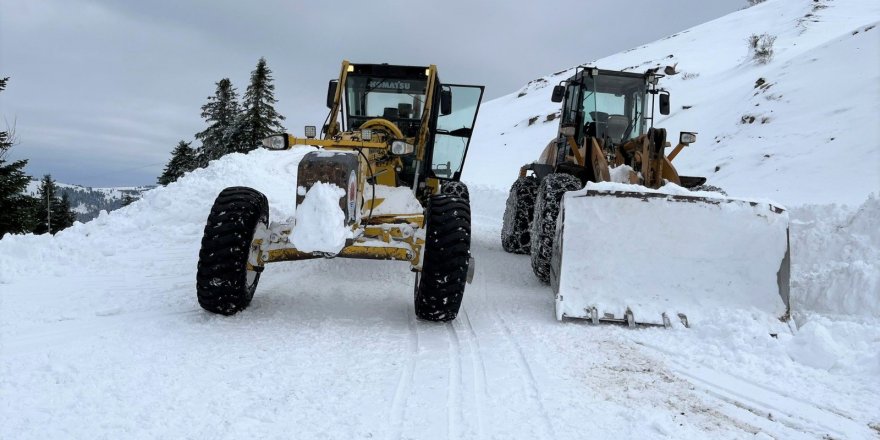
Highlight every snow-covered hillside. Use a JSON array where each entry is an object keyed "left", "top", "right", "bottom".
[
  {"left": 1, "top": 0, "right": 879, "bottom": 438},
  {"left": 24, "top": 179, "right": 152, "bottom": 222},
  {"left": 466, "top": 0, "right": 880, "bottom": 208}
]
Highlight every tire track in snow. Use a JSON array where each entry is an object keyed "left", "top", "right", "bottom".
[
  {"left": 461, "top": 310, "right": 487, "bottom": 440},
  {"left": 636, "top": 341, "right": 875, "bottom": 439},
  {"left": 495, "top": 312, "right": 556, "bottom": 439},
  {"left": 386, "top": 314, "right": 419, "bottom": 440},
  {"left": 445, "top": 323, "right": 463, "bottom": 440}
]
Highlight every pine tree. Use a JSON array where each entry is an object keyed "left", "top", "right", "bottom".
[
  {"left": 121, "top": 194, "right": 136, "bottom": 206},
  {"left": 234, "top": 57, "right": 285, "bottom": 153},
  {"left": 0, "top": 77, "right": 38, "bottom": 238},
  {"left": 158, "top": 140, "right": 196, "bottom": 185},
  {"left": 32, "top": 174, "right": 61, "bottom": 235},
  {"left": 52, "top": 192, "right": 77, "bottom": 231},
  {"left": 195, "top": 78, "right": 240, "bottom": 166}
]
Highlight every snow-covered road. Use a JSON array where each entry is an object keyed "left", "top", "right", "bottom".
[{"left": 2, "top": 181, "right": 877, "bottom": 439}]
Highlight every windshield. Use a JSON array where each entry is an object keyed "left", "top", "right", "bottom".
[
  {"left": 581, "top": 74, "right": 647, "bottom": 144},
  {"left": 345, "top": 76, "right": 427, "bottom": 132}
]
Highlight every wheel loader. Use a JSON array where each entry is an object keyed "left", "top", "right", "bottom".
[
  {"left": 196, "top": 61, "right": 484, "bottom": 322},
  {"left": 501, "top": 66, "right": 791, "bottom": 328}
]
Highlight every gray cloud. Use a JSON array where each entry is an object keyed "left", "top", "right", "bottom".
[{"left": 0, "top": 0, "right": 742, "bottom": 186}]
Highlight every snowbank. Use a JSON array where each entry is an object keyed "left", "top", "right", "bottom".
[
  {"left": 0, "top": 148, "right": 311, "bottom": 283},
  {"left": 789, "top": 194, "right": 880, "bottom": 318}
]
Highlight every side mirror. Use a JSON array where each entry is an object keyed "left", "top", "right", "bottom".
[
  {"left": 551, "top": 85, "right": 565, "bottom": 103},
  {"left": 326, "top": 80, "right": 338, "bottom": 109},
  {"left": 440, "top": 88, "right": 452, "bottom": 115},
  {"left": 659, "top": 91, "right": 670, "bottom": 115}
]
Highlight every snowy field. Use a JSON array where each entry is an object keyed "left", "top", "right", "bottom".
[
  {"left": 2, "top": 0, "right": 879, "bottom": 438},
  {"left": 1, "top": 149, "right": 877, "bottom": 439}
]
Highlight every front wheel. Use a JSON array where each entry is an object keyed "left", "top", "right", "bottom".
[
  {"left": 530, "top": 173, "right": 582, "bottom": 283},
  {"left": 196, "top": 187, "right": 268, "bottom": 315},
  {"left": 415, "top": 195, "right": 471, "bottom": 322}
]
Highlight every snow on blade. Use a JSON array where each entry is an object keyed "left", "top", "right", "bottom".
[
  {"left": 367, "top": 184, "right": 423, "bottom": 216},
  {"left": 555, "top": 184, "right": 790, "bottom": 327},
  {"left": 291, "top": 182, "right": 352, "bottom": 254}
]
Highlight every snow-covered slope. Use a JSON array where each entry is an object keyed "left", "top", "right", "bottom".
[
  {"left": 24, "top": 179, "right": 153, "bottom": 222},
  {"left": 2, "top": 1, "right": 879, "bottom": 438},
  {"left": 466, "top": 0, "right": 880, "bottom": 208}
]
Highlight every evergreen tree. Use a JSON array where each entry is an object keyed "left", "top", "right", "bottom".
[
  {"left": 234, "top": 57, "right": 285, "bottom": 153},
  {"left": 0, "top": 77, "right": 38, "bottom": 238},
  {"left": 195, "top": 78, "right": 240, "bottom": 166},
  {"left": 158, "top": 140, "right": 196, "bottom": 185},
  {"left": 121, "top": 194, "right": 136, "bottom": 206},
  {"left": 52, "top": 192, "right": 77, "bottom": 231},
  {"left": 32, "top": 174, "right": 61, "bottom": 235}
]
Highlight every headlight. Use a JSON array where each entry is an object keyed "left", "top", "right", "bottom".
[
  {"left": 679, "top": 132, "right": 697, "bottom": 145},
  {"left": 361, "top": 129, "right": 372, "bottom": 141},
  {"left": 304, "top": 126, "right": 317, "bottom": 139},
  {"left": 261, "top": 134, "right": 289, "bottom": 150},
  {"left": 391, "top": 140, "right": 414, "bottom": 155}
]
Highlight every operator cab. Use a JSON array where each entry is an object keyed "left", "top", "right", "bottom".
[
  {"left": 327, "top": 63, "right": 484, "bottom": 185},
  {"left": 341, "top": 64, "right": 428, "bottom": 138},
  {"left": 556, "top": 68, "right": 653, "bottom": 150}
]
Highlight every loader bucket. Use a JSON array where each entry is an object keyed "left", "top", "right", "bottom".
[{"left": 550, "top": 184, "right": 790, "bottom": 328}]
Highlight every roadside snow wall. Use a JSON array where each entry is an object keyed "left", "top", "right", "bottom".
[{"left": 790, "top": 194, "right": 880, "bottom": 318}]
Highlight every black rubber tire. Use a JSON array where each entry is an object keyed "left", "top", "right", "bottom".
[
  {"left": 440, "top": 181, "right": 470, "bottom": 201},
  {"left": 196, "top": 186, "right": 269, "bottom": 315},
  {"left": 529, "top": 173, "right": 582, "bottom": 284},
  {"left": 415, "top": 195, "right": 471, "bottom": 322},
  {"left": 501, "top": 175, "right": 539, "bottom": 254}
]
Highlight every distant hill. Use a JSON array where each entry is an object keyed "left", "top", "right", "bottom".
[{"left": 25, "top": 179, "right": 154, "bottom": 222}]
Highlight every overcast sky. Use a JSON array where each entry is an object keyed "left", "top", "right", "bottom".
[{"left": 0, "top": 0, "right": 743, "bottom": 187}]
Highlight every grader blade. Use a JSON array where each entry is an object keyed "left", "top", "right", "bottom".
[{"left": 550, "top": 186, "right": 791, "bottom": 328}]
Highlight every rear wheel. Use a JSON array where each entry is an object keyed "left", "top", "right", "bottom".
[
  {"left": 530, "top": 173, "right": 582, "bottom": 283},
  {"left": 501, "top": 175, "right": 539, "bottom": 254},
  {"left": 415, "top": 195, "right": 471, "bottom": 322},
  {"left": 196, "top": 187, "right": 268, "bottom": 315}
]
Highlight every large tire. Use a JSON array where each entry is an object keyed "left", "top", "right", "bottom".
[
  {"left": 529, "top": 173, "right": 582, "bottom": 283},
  {"left": 415, "top": 195, "right": 471, "bottom": 322},
  {"left": 196, "top": 187, "right": 269, "bottom": 315},
  {"left": 501, "top": 175, "right": 539, "bottom": 254},
  {"left": 440, "top": 181, "right": 470, "bottom": 201}
]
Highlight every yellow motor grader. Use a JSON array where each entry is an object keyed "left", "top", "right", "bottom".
[
  {"left": 196, "top": 61, "right": 484, "bottom": 321},
  {"left": 501, "top": 66, "right": 791, "bottom": 328}
]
